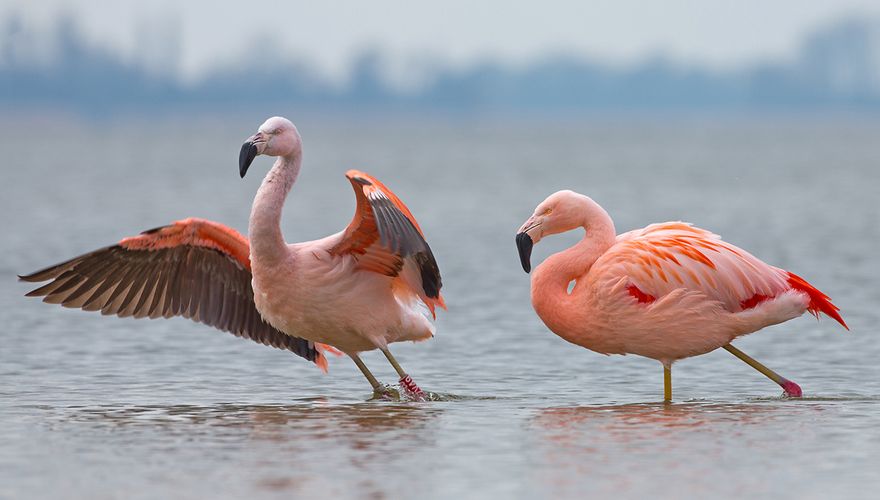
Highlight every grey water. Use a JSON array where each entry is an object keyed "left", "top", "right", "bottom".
[{"left": 1, "top": 116, "right": 879, "bottom": 499}]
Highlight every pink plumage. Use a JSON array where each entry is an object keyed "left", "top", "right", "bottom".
[
  {"left": 21, "top": 117, "right": 442, "bottom": 400},
  {"left": 516, "top": 190, "right": 846, "bottom": 399}
]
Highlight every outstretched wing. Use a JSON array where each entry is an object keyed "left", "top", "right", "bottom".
[
  {"left": 19, "top": 218, "right": 328, "bottom": 368},
  {"left": 602, "top": 222, "right": 793, "bottom": 313},
  {"left": 330, "top": 170, "right": 445, "bottom": 317}
]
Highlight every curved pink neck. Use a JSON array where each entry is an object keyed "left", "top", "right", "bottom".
[
  {"left": 248, "top": 153, "right": 301, "bottom": 265},
  {"left": 531, "top": 209, "right": 616, "bottom": 342}
]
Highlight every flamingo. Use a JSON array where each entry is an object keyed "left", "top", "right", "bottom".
[
  {"left": 515, "top": 190, "right": 847, "bottom": 401},
  {"left": 19, "top": 116, "right": 445, "bottom": 400}
]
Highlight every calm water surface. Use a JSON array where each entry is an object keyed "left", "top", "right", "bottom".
[{"left": 1, "top": 117, "right": 879, "bottom": 499}]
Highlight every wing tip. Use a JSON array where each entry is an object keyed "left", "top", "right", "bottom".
[
  {"left": 18, "top": 261, "right": 74, "bottom": 283},
  {"left": 345, "top": 169, "right": 373, "bottom": 186}
]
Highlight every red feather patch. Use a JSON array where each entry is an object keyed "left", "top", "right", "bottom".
[
  {"left": 627, "top": 284, "right": 655, "bottom": 304},
  {"left": 740, "top": 293, "right": 772, "bottom": 311}
]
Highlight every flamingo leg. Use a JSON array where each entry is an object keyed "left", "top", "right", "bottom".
[
  {"left": 380, "top": 348, "right": 426, "bottom": 401},
  {"left": 350, "top": 353, "right": 399, "bottom": 400},
  {"left": 663, "top": 364, "right": 672, "bottom": 402},
  {"left": 722, "top": 344, "right": 802, "bottom": 397},
  {"left": 350, "top": 353, "right": 382, "bottom": 390}
]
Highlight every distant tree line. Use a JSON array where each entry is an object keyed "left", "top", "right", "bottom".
[{"left": 1, "top": 13, "right": 879, "bottom": 116}]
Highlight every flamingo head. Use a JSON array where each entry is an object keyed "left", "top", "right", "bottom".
[
  {"left": 516, "top": 190, "right": 590, "bottom": 273},
  {"left": 239, "top": 116, "right": 302, "bottom": 177}
]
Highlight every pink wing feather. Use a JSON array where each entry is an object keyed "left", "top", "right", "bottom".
[{"left": 601, "top": 222, "right": 846, "bottom": 328}]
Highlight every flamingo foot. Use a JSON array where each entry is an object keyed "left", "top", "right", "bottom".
[
  {"left": 399, "top": 374, "right": 426, "bottom": 402},
  {"left": 781, "top": 379, "right": 802, "bottom": 398},
  {"left": 370, "top": 385, "right": 401, "bottom": 401}
]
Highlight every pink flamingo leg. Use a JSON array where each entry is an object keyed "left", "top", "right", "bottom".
[
  {"left": 723, "top": 344, "right": 802, "bottom": 397},
  {"left": 381, "top": 348, "right": 426, "bottom": 401}
]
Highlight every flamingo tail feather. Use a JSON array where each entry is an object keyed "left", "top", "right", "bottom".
[{"left": 787, "top": 272, "right": 848, "bottom": 330}]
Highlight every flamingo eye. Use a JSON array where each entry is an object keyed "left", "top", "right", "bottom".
[{"left": 544, "top": 208, "right": 553, "bottom": 215}]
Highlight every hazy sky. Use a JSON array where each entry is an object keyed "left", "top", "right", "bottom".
[{"left": 4, "top": 0, "right": 879, "bottom": 81}]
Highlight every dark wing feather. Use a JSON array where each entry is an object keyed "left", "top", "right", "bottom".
[
  {"left": 20, "top": 218, "right": 322, "bottom": 365},
  {"left": 331, "top": 170, "right": 445, "bottom": 317}
]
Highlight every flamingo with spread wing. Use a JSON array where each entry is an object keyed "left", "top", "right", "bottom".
[
  {"left": 516, "top": 190, "right": 847, "bottom": 401},
  {"left": 20, "top": 116, "right": 445, "bottom": 400}
]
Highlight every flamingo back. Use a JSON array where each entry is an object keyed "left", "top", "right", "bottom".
[{"left": 598, "top": 222, "right": 845, "bottom": 327}]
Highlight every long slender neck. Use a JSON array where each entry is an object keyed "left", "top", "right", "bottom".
[
  {"left": 248, "top": 152, "right": 301, "bottom": 265},
  {"left": 531, "top": 204, "right": 616, "bottom": 338}
]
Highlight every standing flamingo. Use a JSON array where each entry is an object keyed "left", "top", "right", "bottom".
[
  {"left": 515, "top": 190, "right": 847, "bottom": 401},
  {"left": 20, "top": 116, "right": 445, "bottom": 400}
]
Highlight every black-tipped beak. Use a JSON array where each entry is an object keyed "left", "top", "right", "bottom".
[
  {"left": 516, "top": 232, "right": 533, "bottom": 273},
  {"left": 239, "top": 141, "right": 259, "bottom": 178}
]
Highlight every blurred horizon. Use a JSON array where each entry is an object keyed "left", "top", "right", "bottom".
[{"left": 2, "top": 5, "right": 880, "bottom": 116}]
